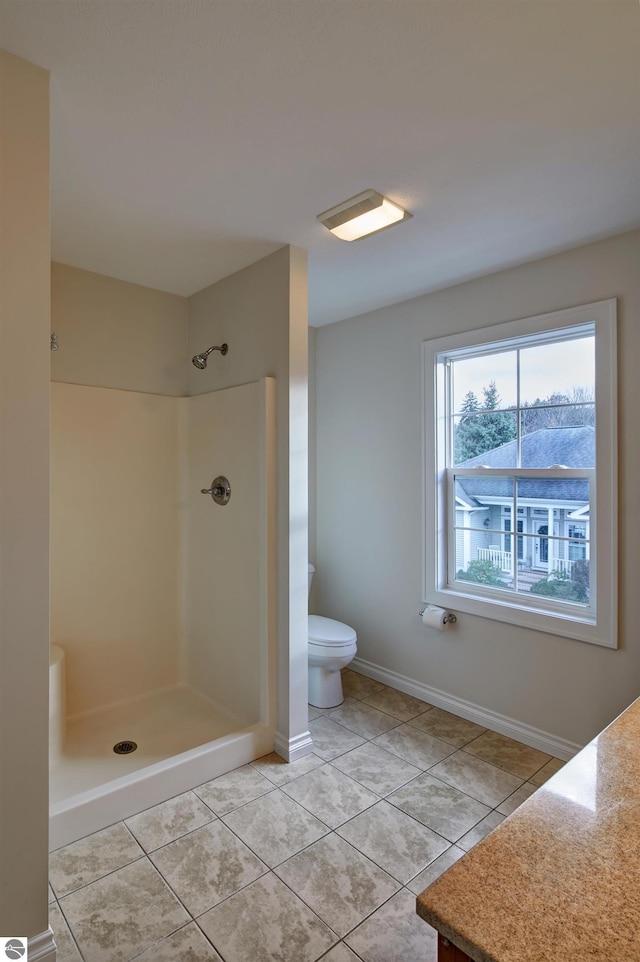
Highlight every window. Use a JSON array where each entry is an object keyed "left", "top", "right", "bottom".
[
  {"left": 504, "top": 517, "right": 524, "bottom": 560},
  {"left": 423, "top": 299, "right": 617, "bottom": 647},
  {"left": 568, "top": 524, "right": 587, "bottom": 561}
]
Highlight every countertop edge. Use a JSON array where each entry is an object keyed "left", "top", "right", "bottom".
[{"left": 416, "top": 895, "right": 497, "bottom": 962}]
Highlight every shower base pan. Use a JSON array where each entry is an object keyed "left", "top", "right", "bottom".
[{"left": 50, "top": 684, "right": 273, "bottom": 850}]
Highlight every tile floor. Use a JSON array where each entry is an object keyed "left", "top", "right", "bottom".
[{"left": 48, "top": 669, "right": 565, "bottom": 962}]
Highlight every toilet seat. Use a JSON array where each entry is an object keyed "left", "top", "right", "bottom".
[{"left": 308, "top": 614, "right": 357, "bottom": 646}]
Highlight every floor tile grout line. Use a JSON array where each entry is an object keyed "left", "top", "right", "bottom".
[
  {"left": 127, "top": 807, "right": 224, "bottom": 857},
  {"left": 52, "top": 852, "right": 147, "bottom": 902},
  {"left": 191, "top": 865, "right": 344, "bottom": 960},
  {"left": 403, "top": 719, "right": 488, "bottom": 748},
  {"left": 334, "top": 818, "right": 454, "bottom": 888},
  {"left": 260, "top": 866, "right": 343, "bottom": 944},
  {"left": 127, "top": 810, "right": 220, "bottom": 857},
  {"left": 124, "top": 919, "right": 222, "bottom": 962},
  {"left": 309, "top": 731, "right": 523, "bottom": 815},
  {"left": 272, "top": 846, "right": 400, "bottom": 946},
  {"left": 50, "top": 786, "right": 220, "bottom": 862},
  {"left": 152, "top": 786, "right": 431, "bottom": 931},
  {"left": 457, "top": 742, "right": 552, "bottom": 781},
  {"left": 386, "top": 766, "right": 523, "bottom": 816},
  {"left": 339, "top": 682, "right": 564, "bottom": 771},
  {"left": 218, "top": 792, "right": 335, "bottom": 869},
  {"left": 437, "top": 747, "right": 531, "bottom": 786},
  {"left": 51, "top": 896, "right": 88, "bottom": 962},
  {"left": 65, "top": 852, "right": 198, "bottom": 955},
  {"left": 331, "top": 879, "right": 404, "bottom": 944},
  {"left": 330, "top": 698, "right": 434, "bottom": 727},
  {"left": 313, "top": 709, "right": 461, "bottom": 759},
  {"left": 95, "top": 756, "right": 520, "bottom": 911},
  {"left": 324, "top": 759, "right": 425, "bottom": 799},
  {"left": 316, "top": 941, "right": 366, "bottom": 962},
  {"left": 192, "top": 786, "right": 277, "bottom": 819},
  {"left": 228, "top": 822, "right": 407, "bottom": 942},
  {"left": 56, "top": 834, "right": 433, "bottom": 962},
  {"left": 147, "top": 836, "right": 269, "bottom": 929}
]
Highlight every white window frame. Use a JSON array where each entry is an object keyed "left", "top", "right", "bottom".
[{"left": 422, "top": 298, "right": 617, "bottom": 648}]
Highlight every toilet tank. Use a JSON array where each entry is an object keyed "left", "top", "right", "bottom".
[{"left": 308, "top": 563, "right": 315, "bottom": 598}]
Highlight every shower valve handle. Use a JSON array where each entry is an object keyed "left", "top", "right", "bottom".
[{"left": 200, "top": 476, "right": 231, "bottom": 505}]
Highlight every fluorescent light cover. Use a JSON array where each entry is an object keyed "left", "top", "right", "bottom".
[{"left": 317, "top": 189, "right": 411, "bottom": 241}]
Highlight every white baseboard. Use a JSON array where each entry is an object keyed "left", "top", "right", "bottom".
[
  {"left": 274, "top": 730, "right": 314, "bottom": 762},
  {"left": 29, "top": 927, "right": 57, "bottom": 961},
  {"left": 351, "top": 656, "right": 581, "bottom": 761}
]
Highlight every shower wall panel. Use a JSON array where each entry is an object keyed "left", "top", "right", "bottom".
[
  {"left": 51, "top": 383, "right": 181, "bottom": 716},
  {"left": 183, "top": 380, "right": 265, "bottom": 725}
]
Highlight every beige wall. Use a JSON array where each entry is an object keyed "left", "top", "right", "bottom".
[
  {"left": 50, "top": 265, "right": 188, "bottom": 718},
  {"left": 184, "top": 381, "right": 270, "bottom": 724},
  {"left": 0, "top": 51, "right": 50, "bottom": 940},
  {"left": 51, "top": 383, "right": 181, "bottom": 716},
  {"left": 308, "top": 326, "right": 317, "bottom": 576},
  {"left": 315, "top": 229, "right": 640, "bottom": 749},
  {"left": 52, "top": 262, "right": 189, "bottom": 396},
  {"left": 188, "top": 246, "right": 310, "bottom": 757}
]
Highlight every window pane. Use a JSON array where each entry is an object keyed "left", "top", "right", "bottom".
[
  {"left": 453, "top": 474, "right": 591, "bottom": 605},
  {"left": 453, "top": 411, "right": 517, "bottom": 465},
  {"left": 516, "top": 475, "right": 590, "bottom": 505},
  {"left": 520, "top": 405, "right": 595, "bottom": 441},
  {"left": 454, "top": 531, "right": 514, "bottom": 592},
  {"left": 519, "top": 418, "right": 595, "bottom": 468},
  {"left": 521, "top": 534, "right": 590, "bottom": 605},
  {"left": 519, "top": 337, "right": 594, "bottom": 408},
  {"left": 452, "top": 351, "right": 517, "bottom": 413},
  {"left": 454, "top": 474, "right": 515, "bottom": 508},
  {"left": 569, "top": 538, "right": 588, "bottom": 561},
  {"left": 514, "top": 478, "right": 590, "bottom": 604}
]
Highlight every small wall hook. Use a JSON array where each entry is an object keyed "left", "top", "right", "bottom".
[{"left": 51, "top": 333, "right": 59, "bottom": 351}]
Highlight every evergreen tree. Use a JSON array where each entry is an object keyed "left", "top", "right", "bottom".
[
  {"left": 454, "top": 381, "right": 516, "bottom": 462},
  {"left": 479, "top": 381, "right": 517, "bottom": 451},
  {"left": 460, "top": 390, "right": 479, "bottom": 414},
  {"left": 454, "top": 390, "right": 479, "bottom": 463}
]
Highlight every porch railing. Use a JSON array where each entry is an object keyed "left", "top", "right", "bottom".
[
  {"left": 477, "top": 546, "right": 512, "bottom": 572},
  {"left": 476, "top": 548, "right": 579, "bottom": 578},
  {"left": 549, "top": 558, "right": 575, "bottom": 577}
]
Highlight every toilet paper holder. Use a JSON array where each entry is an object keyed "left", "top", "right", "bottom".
[{"left": 418, "top": 606, "right": 457, "bottom": 624}]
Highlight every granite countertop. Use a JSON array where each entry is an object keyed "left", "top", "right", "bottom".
[{"left": 416, "top": 697, "right": 640, "bottom": 962}]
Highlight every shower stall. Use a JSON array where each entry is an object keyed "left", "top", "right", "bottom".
[{"left": 49, "top": 375, "right": 276, "bottom": 849}]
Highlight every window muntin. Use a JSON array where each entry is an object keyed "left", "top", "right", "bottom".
[
  {"left": 451, "top": 469, "right": 593, "bottom": 607},
  {"left": 423, "top": 299, "right": 617, "bottom": 647}
]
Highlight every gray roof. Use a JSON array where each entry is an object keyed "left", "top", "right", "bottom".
[{"left": 456, "top": 426, "right": 593, "bottom": 505}]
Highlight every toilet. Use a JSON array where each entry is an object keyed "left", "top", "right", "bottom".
[{"left": 308, "top": 564, "right": 357, "bottom": 709}]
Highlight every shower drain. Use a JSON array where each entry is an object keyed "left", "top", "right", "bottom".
[{"left": 113, "top": 740, "right": 137, "bottom": 755}]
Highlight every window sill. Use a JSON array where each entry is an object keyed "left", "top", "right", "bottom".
[{"left": 428, "top": 584, "right": 616, "bottom": 648}]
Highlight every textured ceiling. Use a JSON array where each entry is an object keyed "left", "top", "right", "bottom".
[{"left": 1, "top": 0, "right": 639, "bottom": 326}]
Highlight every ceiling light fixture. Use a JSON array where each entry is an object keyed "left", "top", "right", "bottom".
[{"left": 317, "top": 189, "right": 412, "bottom": 242}]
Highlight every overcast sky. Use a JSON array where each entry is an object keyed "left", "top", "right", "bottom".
[{"left": 453, "top": 336, "right": 594, "bottom": 411}]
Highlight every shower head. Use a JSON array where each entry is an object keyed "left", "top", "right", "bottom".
[{"left": 191, "top": 343, "right": 228, "bottom": 369}]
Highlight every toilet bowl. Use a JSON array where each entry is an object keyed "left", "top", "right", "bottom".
[{"left": 308, "top": 565, "right": 357, "bottom": 709}]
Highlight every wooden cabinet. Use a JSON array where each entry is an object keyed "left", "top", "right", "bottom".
[{"left": 438, "top": 933, "right": 473, "bottom": 962}]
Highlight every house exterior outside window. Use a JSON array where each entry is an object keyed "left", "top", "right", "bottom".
[{"left": 423, "top": 299, "right": 617, "bottom": 648}]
